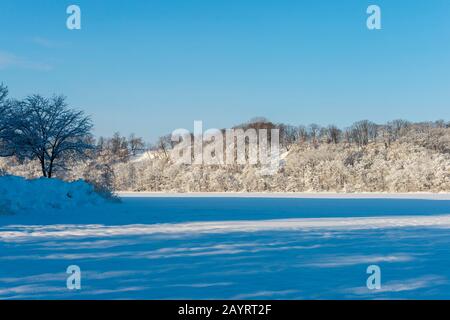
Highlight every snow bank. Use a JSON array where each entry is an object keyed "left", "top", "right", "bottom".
[{"left": 0, "top": 176, "right": 108, "bottom": 215}]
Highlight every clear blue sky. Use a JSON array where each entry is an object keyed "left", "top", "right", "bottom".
[{"left": 1, "top": 0, "right": 449, "bottom": 141}]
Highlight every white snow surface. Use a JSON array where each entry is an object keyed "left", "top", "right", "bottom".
[
  {"left": 2, "top": 215, "right": 450, "bottom": 241},
  {"left": 0, "top": 176, "right": 106, "bottom": 215},
  {"left": 1, "top": 178, "right": 450, "bottom": 299}
]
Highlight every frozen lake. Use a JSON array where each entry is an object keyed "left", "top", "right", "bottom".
[{"left": 1, "top": 197, "right": 450, "bottom": 299}]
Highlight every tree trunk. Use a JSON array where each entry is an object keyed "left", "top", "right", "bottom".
[
  {"left": 40, "top": 157, "right": 47, "bottom": 177},
  {"left": 48, "top": 159, "right": 54, "bottom": 178}
]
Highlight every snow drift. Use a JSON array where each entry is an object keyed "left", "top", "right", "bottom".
[{"left": 0, "top": 175, "right": 109, "bottom": 215}]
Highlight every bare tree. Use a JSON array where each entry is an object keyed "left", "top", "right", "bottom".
[
  {"left": 308, "top": 124, "right": 321, "bottom": 146},
  {"left": 343, "top": 128, "right": 352, "bottom": 144},
  {"left": 386, "top": 119, "right": 410, "bottom": 142},
  {"left": 278, "top": 124, "right": 298, "bottom": 150},
  {"left": 128, "top": 133, "right": 145, "bottom": 156},
  {"left": 12, "top": 95, "right": 93, "bottom": 178},
  {"left": 434, "top": 119, "right": 446, "bottom": 128},
  {"left": 157, "top": 134, "right": 172, "bottom": 159},
  {"left": 326, "top": 125, "right": 341, "bottom": 144},
  {"left": 0, "top": 83, "right": 7, "bottom": 106},
  {"left": 96, "top": 136, "right": 106, "bottom": 151},
  {"left": 109, "top": 132, "right": 130, "bottom": 162},
  {"left": 350, "top": 120, "right": 378, "bottom": 146},
  {"left": 0, "top": 84, "right": 20, "bottom": 157},
  {"left": 297, "top": 125, "right": 308, "bottom": 143},
  {"left": 0, "top": 84, "right": 16, "bottom": 157}
]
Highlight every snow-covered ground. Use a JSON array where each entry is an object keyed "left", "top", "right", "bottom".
[
  {"left": 0, "top": 176, "right": 108, "bottom": 216},
  {"left": 0, "top": 179, "right": 450, "bottom": 299}
]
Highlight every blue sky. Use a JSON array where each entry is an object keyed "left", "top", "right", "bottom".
[{"left": 1, "top": 0, "right": 449, "bottom": 141}]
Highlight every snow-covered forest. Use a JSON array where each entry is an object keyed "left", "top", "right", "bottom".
[
  {"left": 1, "top": 84, "right": 449, "bottom": 193},
  {"left": 81, "top": 122, "right": 450, "bottom": 192}
]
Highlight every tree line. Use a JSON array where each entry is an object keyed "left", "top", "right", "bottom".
[
  {"left": 1, "top": 83, "right": 448, "bottom": 181},
  {"left": 154, "top": 116, "right": 449, "bottom": 155}
]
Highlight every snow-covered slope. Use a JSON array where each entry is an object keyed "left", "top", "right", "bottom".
[{"left": 0, "top": 175, "right": 108, "bottom": 215}]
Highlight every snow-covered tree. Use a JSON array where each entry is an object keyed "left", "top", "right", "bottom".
[
  {"left": 349, "top": 120, "right": 378, "bottom": 146},
  {"left": 11, "top": 95, "right": 93, "bottom": 178},
  {"left": 129, "top": 133, "right": 145, "bottom": 156},
  {"left": 0, "top": 84, "right": 15, "bottom": 157}
]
